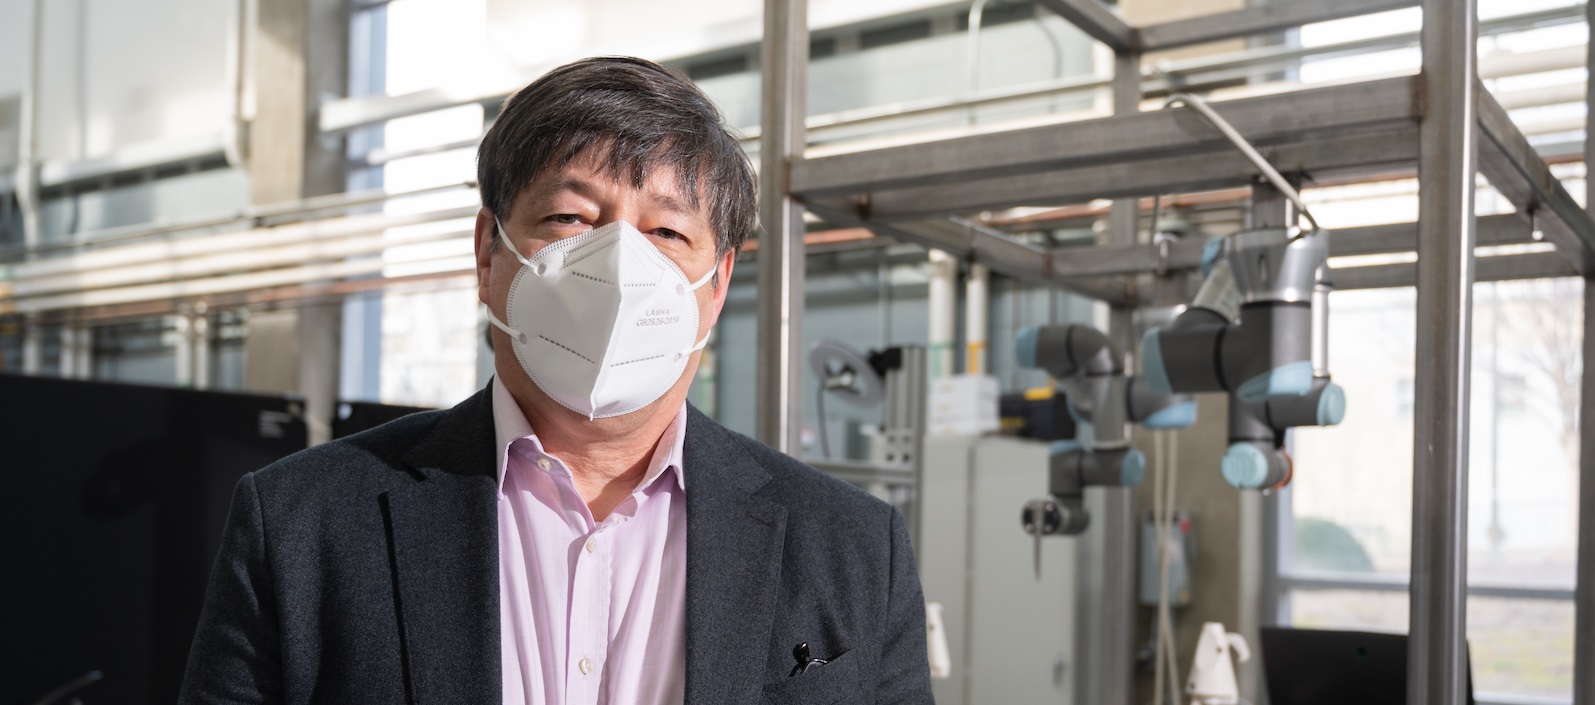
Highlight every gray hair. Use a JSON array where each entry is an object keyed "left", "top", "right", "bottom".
[{"left": 476, "top": 56, "right": 757, "bottom": 260}]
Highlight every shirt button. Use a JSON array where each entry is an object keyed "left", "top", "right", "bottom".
[
  {"left": 536, "top": 457, "right": 551, "bottom": 471},
  {"left": 579, "top": 657, "right": 593, "bottom": 675},
  {"left": 585, "top": 537, "right": 597, "bottom": 553}
]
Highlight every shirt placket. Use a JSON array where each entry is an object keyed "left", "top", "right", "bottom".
[{"left": 566, "top": 520, "right": 614, "bottom": 705}]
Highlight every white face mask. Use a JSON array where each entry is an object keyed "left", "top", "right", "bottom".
[{"left": 484, "top": 219, "right": 715, "bottom": 419}]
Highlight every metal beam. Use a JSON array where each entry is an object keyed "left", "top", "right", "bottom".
[
  {"left": 802, "top": 204, "right": 1133, "bottom": 305},
  {"left": 1334, "top": 250, "right": 1572, "bottom": 290},
  {"left": 1330, "top": 214, "right": 1529, "bottom": 257},
  {"left": 790, "top": 76, "right": 1420, "bottom": 199},
  {"left": 1139, "top": 0, "right": 1419, "bottom": 51},
  {"left": 803, "top": 197, "right": 1132, "bottom": 302},
  {"left": 1281, "top": 572, "right": 1577, "bottom": 601},
  {"left": 1476, "top": 85, "right": 1595, "bottom": 274},
  {"left": 1408, "top": 0, "right": 1477, "bottom": 702},
  {"left": 1043, "top": 214, "right": 1532, "bottom": 280},
  {"left": 755, "top": 0, "right": 809, "bottom": 454},
  {"left": 840, "top": 128, "right": 1418, "bottom": 222},
  {"left": 1036, "top": 0, "right": 1138, "bottom": 52}
]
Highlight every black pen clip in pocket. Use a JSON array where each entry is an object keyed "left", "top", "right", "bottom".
[
  {"left": 789, "top": 642, "right": 830, "bottom": 677},
  {"left": 765, "top": 645, "right": 861, "bottom": 705}
]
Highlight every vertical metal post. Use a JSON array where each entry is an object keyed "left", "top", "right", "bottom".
[
  {"left": 16, "top": 0, "right": 45, "bottom": 253},
  {"left": 928, "top": 249, "right": 958, "bottom": 378},
  {"left": 175, "top": 314, "right": 194, "bottom": 387},
  {"left": 1409, "top": 0, "right": 1477, "bottom": 703},
  {"left": 192, "top": 309, "right": 211, "bottom": 391},
  {"left": 1572, "top": 4, "right": 1595, "bottom": 699},
  {"left": 755, "top": 0, "right": 809, "bottom": 454},
  {"left": 1239, "top": 181, "right": 1296, "bottom": 703},
  {"left": 60, "top": 323, "right": 90, "bottom": 380},
  {"left": 21, "top": 315, "right": 41, "bottom": 374},
  {"left": 1095, "top": 48, "right": 1140, "bottom": 705},
  {"left": 1577, "top": 261, "right": 1595, "bottom": 705}
]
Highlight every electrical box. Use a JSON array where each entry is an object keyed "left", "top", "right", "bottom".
[{"left": 919, "top": 435, "right": 1077, "bottom": 705}]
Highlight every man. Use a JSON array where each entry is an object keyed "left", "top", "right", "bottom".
[{"left": 180, "top": 56, "right": 934, "bottom": 704}]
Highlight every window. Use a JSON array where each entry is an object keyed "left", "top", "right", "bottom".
[{"left": 1284, "top": 279, "right": 1583, "bottom": 702}]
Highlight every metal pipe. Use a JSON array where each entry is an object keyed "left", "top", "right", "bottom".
[
  {"left": 965, "top": 263, "right": 989, "bottom": 374},
  {"left": 16, "top": 0, "right": 46, "bottom": 254},
  {"left": 928, "top": 249, "right": 958, "bottom": 378},
  {"left": 192, "top": 309, "right": 211, "bottom": 390},
  {"left": 223, "top": 0, "right": 253, "bottom": 170},
  {"left": 754, "top": 0, "right": 809, "bottom": 454},
  {"left": 0, "top": 180, "right": 475, "bottom": 262},
  {"left": 1163, "top": 91, "right": 1320, "bottom": 234},
  {"left": 965, "top": 0, "right": 990, "bottom": 126},
  {"left": 1311, "top": 274, "right": 1331, "bottom": 378},
  {"left": 1408, "top": 0, "right": 1477, "bottom": 702},
  {"left": 174, "top": 314, "right": 194, "bottom": 387}
]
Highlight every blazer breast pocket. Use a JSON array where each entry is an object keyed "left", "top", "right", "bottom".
[{"left": 762, "top": 649, "right": 864, "bottom": 705}]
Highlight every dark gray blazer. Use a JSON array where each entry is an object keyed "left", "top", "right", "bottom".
[{"left": 179, "top": 385, "right": 933, "bottom": 704}]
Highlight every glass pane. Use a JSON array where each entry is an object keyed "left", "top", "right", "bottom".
[
  {"left": 1467, "top": 596, "right": 1576, "bottom": 699},
  {"left": 1289, "top": 590, "right": 1574, "bottom": 699},
  {"left": 1290, "top": 288, "right": 1417, "bottom": 579},
  {"left": 1467, "top": 279, "right": 1583, "bottom": 589},
  {"left": 1289, "top": 279, "right": 1583, "bottom": 589}
]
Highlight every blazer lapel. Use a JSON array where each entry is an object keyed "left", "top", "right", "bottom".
[
  {"left": 682, "top": 406, "right": 788, "bottom": 704},
  {"left": 382, "top": 387, "right": 500, "bottom": 705}
]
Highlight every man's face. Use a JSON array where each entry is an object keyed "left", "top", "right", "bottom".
[{"left": 474, "top": 151, "right": 735, "bottom": 415}]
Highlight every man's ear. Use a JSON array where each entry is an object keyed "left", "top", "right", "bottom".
[
  {"left": 708, "top": 251, "right": 736, "bottom": 319},
  {"left": 474, "top": 207, "right": 496, "bottom": 307}
]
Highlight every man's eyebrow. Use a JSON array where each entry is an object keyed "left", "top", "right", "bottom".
[
  {"left": 647, "top": 191, "right": 695, "bottom": 217},
  {"left": 529, "top": 177, "right": 598, "bottom": 203}
]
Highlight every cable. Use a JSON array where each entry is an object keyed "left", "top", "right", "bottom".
[
  {"left": 1160, "top": 90, "right": 1321, "bottom": 238},
  {"left": 1154, "top": 429, "right": 1185, "bottom": 705},
  {"left": 1152, "top": 430, "right": 1168, "bottom": 705},
  {"left": 1161, "top": 430, "right": 1183, "bottom": 705}
]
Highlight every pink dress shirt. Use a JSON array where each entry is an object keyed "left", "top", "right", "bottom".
[{"left": 493, "top": 379, "right": 687, "bottom": 705}]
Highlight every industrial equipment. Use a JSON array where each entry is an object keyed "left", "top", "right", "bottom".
[
  {"left": 1014, "top": 324, "right": 1196, "bottom": 542},
  {"left": 1137, "top": 92, "right": 1348, "bottom": 491}
]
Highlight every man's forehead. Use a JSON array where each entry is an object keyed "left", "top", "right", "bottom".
[{"left": 523, "top": 152, "right": 707, "bottom": 217}]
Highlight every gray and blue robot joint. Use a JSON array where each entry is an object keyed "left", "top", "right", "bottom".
[
  {"left": 1015, "top": 323, "right": 1197, "bottom": 536},
  {"left": 1139, "top": 226, "right": 1347, "bottom": 491}
]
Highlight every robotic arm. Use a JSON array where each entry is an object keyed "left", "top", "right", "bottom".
[
  {"left": 1140, "top": 226, "right": 1346, "bottom": 490},
  {"left": 1141, "top": 227, "right": 1328, "bottom": 401},
  {"left": 1016, "top": 324, "right": 1197, "bottom": 535}
]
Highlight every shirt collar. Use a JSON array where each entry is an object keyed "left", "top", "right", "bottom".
[{"left": 490, "top": 377, "right": 687, "bottom": 494}]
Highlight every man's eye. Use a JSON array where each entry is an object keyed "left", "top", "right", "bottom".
[
  {"left": 655, "top": 228, "right": 685, "bottom": 241},
  {"left": 549, "top": 214, "right": 582, "bottom": 225}
]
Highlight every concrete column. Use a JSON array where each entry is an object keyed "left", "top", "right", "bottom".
[{"left": 246, "top": 0, "right": 348, "bottom": 446}]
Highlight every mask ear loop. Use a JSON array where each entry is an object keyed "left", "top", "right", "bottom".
[
  {"left": 676, "top": 260, "right": 721, "bottom": 359},
  {"left": 496, "top": 219, "right": 536, "bottom": 268},
  {"left": 484, "top": 218, "right": 533, "bottom": 344}
]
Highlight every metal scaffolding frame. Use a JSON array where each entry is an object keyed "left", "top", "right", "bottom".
[
  {"left": 755, "top": 0, "right": 1595, "bottom": 703},
  {"left": 0, "top": 0, "right": 1588, "bottom": 700}
]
